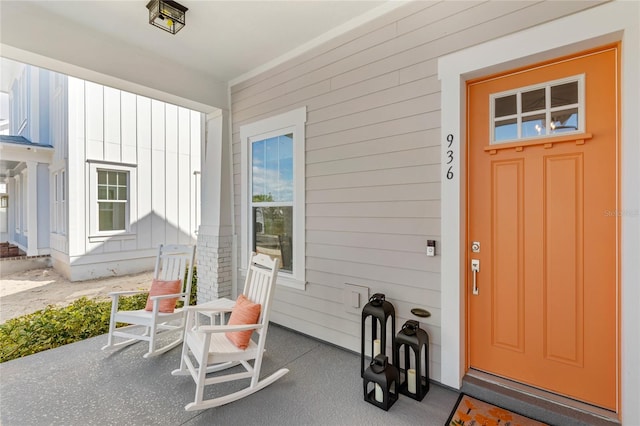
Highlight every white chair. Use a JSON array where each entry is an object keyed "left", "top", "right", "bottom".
[
  {"left": 172, "top": 252, "right": 288, "bottom": 411},
  {"left": 102, "top": 244, "right": 196, "bottom": 358}
]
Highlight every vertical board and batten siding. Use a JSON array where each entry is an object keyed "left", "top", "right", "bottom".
[
  {"left": 230, "top": 1, "right": 598, "bottom": 382},
  {"left": 67, "top": 79, "right": 201, "bottom": 273},
  {"left": 49, "top": 72, "right": 68, "bottom": 254}
]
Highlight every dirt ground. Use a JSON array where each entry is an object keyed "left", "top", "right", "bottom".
[{"left": 0, "top": 267, "right": 155, "bottom": 323}]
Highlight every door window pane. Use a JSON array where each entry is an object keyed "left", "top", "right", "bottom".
[
  {"left": 495, "top": 118, "right": 517, "bottom": 142},
  {"left": 551, "top": 108, "right": 579, "bottom": 133},
  {"left": 551, "top": 81, "right": 578, "bottom": 107},
  {"left": 522, "top": 88, "right": 545, "bottom": 113},
  {"left": 494, "top": 95, "right": 516, "bottom": 118},
  {"left": 522, "top": 114, "right": 546, "bottom": 138}
]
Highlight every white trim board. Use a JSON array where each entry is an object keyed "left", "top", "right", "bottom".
[{"left": 438, "top": 0, "right": 639, "bottom": 420}]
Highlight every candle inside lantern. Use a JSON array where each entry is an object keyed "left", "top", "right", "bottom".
[
  {"left": 373, "top": 339, "right": 381, "bottom": 357},
  {"left": 375, "top": 383, "right": 383, "bottom": 402},
  {"left": 407, "top": 368, "right": 417, "bottom": 394}
]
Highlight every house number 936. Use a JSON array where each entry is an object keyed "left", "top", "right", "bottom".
[{"left": 446, "top": 134, "right": 454, "bottom": 180}]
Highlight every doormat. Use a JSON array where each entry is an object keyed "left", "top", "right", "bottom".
[{"left": 446, "top": 393, "right": 549, "bottom": 426}]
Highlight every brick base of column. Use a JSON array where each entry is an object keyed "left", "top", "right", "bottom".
[{"left": 196, "top": 233, "right": 233, "bottom": 302}]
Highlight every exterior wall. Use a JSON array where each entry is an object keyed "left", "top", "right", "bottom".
[
  {"left": 49, "top": 70, "right": 69, "bottom": 256},
  {"left": 230, "top": 1, "right": 601, "bottom": 383},
  {"left": 61, "top": 78, "right": 202, "bottom": 281},
  {"left": 5, "top": 64, "right": 54, "bottom": 255}
]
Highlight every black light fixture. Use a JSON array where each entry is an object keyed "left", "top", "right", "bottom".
[{"left": 146, "top": 0, "right": 188, "bottom": 34}]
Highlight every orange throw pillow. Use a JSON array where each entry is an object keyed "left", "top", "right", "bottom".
[
  {"left": 225, "top": 294, "right": 262, "bottom": 349},
  {"left": 145, "top": 279, "right": 182, "bottom": 313}
]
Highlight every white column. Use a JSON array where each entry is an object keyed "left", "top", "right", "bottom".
[
  {"left": 26, "top": 161, "right": 38, "bottom": 256},
  {"left": 196, "top": 109, "right": 233, "bottom": 302}
]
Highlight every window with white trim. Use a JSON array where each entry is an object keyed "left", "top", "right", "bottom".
[
  {"left": 89, "top": 162, "right": 137, "bottom": 240},
  {"left": 97, "top": 170, "right": 127, "bottom": 231},
  {"left": 491, "top": 75, "right": 584, "bottom": 143},
  {"left": 240, "top": 107, "right": 306, "bottom": 290}
]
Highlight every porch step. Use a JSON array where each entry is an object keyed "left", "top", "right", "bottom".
[
  {"left": 462, "top": 372, "right": 620, "bottom": 426},
  {"left": 0, "top": 242, "right": 23, "bottom": 258}
]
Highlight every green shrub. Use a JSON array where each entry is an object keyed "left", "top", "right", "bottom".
[
  {"left": 0, "top": 294, "right": 147, "bottom": 363},
  {"left": 0, "top": 267, "right": 197, "bottom": 363}
]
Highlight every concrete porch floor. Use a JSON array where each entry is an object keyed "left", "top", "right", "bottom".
[{"left": 0, "top": 324, "right": 459, "bottom": 425}]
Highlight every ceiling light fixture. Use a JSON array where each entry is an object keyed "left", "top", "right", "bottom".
[{"left": 146, "top": 0, "right": 188, "bottom": 35}]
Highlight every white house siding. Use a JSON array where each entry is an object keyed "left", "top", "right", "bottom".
[
  {"left": 230, "top": 1, "right": 600, "bottom": 382},
  {"left": 60, "top": 78, "right": 201, "bottom": 281},
  {"left": 49, "top": 70, "right": 68, "bottom": 255}
]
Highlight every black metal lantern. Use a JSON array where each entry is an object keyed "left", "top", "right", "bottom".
[
  {"left": 393, "top": 320, "right": 429, "bottom": 401},
  {"left": 363, "top": 354, "right": 399, "bottom": 411},
  {"left": 361, "top": 293, "right": 396, "bottom": 377},
  {"left": 146, "top": 0, "right": 188, "bottom": 34}
]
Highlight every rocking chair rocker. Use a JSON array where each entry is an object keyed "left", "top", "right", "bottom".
[
  {"left": 101, "top": 244, "right": 196, "bottom": 358},
  {"left": 172, "top": 252, "right": 288, "bottom": 411}
]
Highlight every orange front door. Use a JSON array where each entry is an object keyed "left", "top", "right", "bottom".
[{"left": 467, "top": 46, "right": 619, "bottom": 410}]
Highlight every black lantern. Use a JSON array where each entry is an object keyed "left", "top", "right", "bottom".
[
  {"left": 361, "top": 293, "right": 396, "bottom": 377},
  {"left": 363, "top": 354, "right": 399, "bottom": 411},
  {"left": 146, "top": 0, "right": 188, "bottom": 34},
  {"left": 393, "top": 320, "right": 429, "bottom": 401}
]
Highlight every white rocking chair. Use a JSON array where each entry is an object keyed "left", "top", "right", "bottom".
[
  {"left": 102, "top": 244, "right": 196, "bottom": 358},
  {"left": 172, "top": 252, "right": 288, "bottom": 411}
]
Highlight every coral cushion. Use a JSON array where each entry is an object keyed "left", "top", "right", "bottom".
[
  {"left": 145, "top": 279, "right": 182, "bottom": 313},
  {"left": 225, "top": 294, "right": 262, "bottom": 349}
]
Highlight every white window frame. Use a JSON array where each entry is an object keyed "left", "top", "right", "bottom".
[
  {"left": 489, "top": 74, "right": 585, "bottom": 144},
  {"left": 88, "top": 162, "right": 137, "bottom": 242},
  {"left": 240, "top": 107, "right": 307, "bottom": 290}
]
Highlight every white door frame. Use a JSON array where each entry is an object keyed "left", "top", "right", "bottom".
[{"left": 438, "top": 0, "right": 639, "bottom": 420}]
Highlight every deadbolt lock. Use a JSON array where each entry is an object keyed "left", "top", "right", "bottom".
[{"left": 471, "top": 241, "right": 480, "bottom": 253}]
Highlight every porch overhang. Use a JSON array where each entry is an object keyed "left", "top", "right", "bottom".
[{"left": 0, "top": 136, "right": 54, "bottom": 178}]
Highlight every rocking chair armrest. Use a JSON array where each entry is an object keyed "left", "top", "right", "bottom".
[
  {"left": 107, "top": 289, "right": 148, "bottom": 298},
  {"left": 148, "top": 292, "right": 186, "bottom": 301},
  {"left": 196, "top": 323, "right": 264, "bottom": 334}
]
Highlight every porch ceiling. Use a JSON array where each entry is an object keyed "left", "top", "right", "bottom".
[{"left": 0, "top": 1, "right": 388, "bottom": 109}]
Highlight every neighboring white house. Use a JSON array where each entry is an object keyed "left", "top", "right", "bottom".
[{"left": 0, "top": 59, "right": 202, "bottom": 280}]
